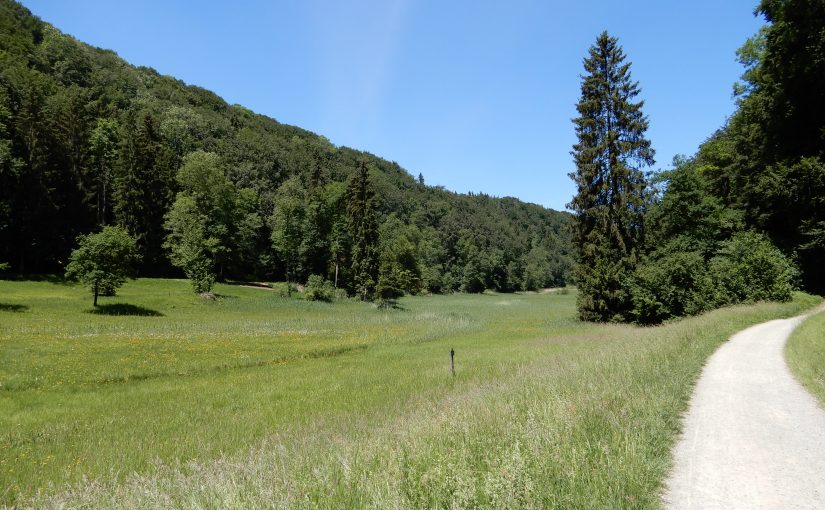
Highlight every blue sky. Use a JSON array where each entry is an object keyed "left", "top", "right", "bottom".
[{"left": 22, "top": 0, "right": 765, "bottom": 211}]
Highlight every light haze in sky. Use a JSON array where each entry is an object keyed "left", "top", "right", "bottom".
[{"left": 22, "top": 0, "right": 765, "bottom": 211}]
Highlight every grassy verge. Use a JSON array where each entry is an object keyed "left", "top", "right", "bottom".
[
  {"left": 0, "top": 279, "right": 820, "bottom": 508},
  {"left": 786, "top": 308, "right": 825, "bottom": 405}
]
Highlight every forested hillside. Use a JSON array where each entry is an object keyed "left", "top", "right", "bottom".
[{"left": 0, "top": 0, "right": 572, "bottom": 294}]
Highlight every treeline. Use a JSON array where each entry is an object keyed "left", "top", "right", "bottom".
[
  {"left": 571, "top": 0, "right": 824, "bottom": 324},
  {"left": 637, "top": 0, "right": 825, "bottom": 322},
  {"left": 0, "top": 0, "right": 572, "bottom": 296}
]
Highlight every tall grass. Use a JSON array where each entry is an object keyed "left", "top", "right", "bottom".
[
  {"left": 0, "top": 279, "right": 819, "bottom": 508},
  {"left": 786, "top": 308, "right": 825, "bottom": 405}
]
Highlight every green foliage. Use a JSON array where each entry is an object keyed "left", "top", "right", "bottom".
[
  {"left": 269, "top": 281, "right": 297, "bottom": 298},
  {"left": 303, "top": 274, "right": 335, "bottom": 302},
  {"left": 163, "top": 194, "right": 216, "bottom": 293},
  {"left": 633, "top": 154, "right": 801, "bottom": 324},
  {"left": 523, "top": 245, "right": 564, "bottom": 291},
  {"left": 647, "top": 157, "right": 743, "bottom": 255},
  {"left": 460, "top": 258, "right": 486, "bottom": 294},
  {"left": 64, "top": 225, "right": 139, "bottom": 305},
  {"left": 377, "top": 214, "right": 421, "bottom": 298},
  {"left": 692, "top": 0, "right": 825, "bottom": 293},
  {"left": 628, "top": 0, "right": 825, "bottom": 320},
  {"left": 629, "top": 247, "right": 713, "bottom": 324},
  {"left": 569, "top": 32, "right": 654, "bottom": 322},
  {"left": 164, "top": 151, "right": 244, "bottom": 293},
  {"left": 269, "top": 176, "right": 305, "bottom": 284},
  {"left": 629, "top": 232, "right": 797, "bottom": 324},
  {"left": 347, "top": 162, "right": 379, "bottom": 300},
  {"left": 708, "top": 231, "right": 797, "bottom": 304},
  {"left": 88, "top": 117, "right": 119, "bottom": 226}
]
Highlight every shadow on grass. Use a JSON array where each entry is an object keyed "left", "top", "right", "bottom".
[
  {"left": 87, "top": 303, "right": 164, "bottom": 317},
  {"left": 0, "top": 303, "right": 29, "bottom": 312},
  {"left": 224, "top": 281, "right": 272, "bottom": 289},
  {"left": 0, "top": 274, "right": 74, "bottom": 285},
  {"left": 377, "top": 299, "right": 407, "bottom": 311}
]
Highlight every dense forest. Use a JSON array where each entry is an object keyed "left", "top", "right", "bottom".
[
  {"left": 570, "top": 0, "right": 824, "bottom": 324},
  {"left": 638, "top": 0, "right": 825, "bottom": 319},
  {"left": 0, "top": 0, "right": 572, "bottom": 296}
]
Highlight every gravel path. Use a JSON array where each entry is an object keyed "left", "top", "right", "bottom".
[{"left": 664, "top": 308, "right": 825, "bottom": 510}]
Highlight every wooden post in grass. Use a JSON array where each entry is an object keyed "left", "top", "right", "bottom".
[{"left": 450, "top": 348, "right": 455, "bottom": 377}]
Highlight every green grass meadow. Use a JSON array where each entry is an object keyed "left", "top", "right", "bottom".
[
  {"left": 0, "top": 278, "right": 820, "bottom": 508},
  {"left": 786, "top": 308, "right": 825, "bottom": 406}
]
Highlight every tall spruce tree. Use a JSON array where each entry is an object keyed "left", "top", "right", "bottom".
[
  {"left": 346, "top": 161, "right": 379, "bottom": 300},
  {"left": 568, "top": 32, "right": 654, "bottom": 322}
]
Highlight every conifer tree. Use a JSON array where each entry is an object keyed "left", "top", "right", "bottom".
[
  {"left": 346, "top": 161, "right": 379, "bottom": 300},
  {"left": 568, "top": 32, "right": 654, "bottom": 321}
]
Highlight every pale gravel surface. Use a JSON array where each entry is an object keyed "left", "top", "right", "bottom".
[{"left": 664, "top": 307, "right": 825, "bottom": 510}]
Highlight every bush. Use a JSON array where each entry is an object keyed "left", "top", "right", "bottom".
[
  {"left": 376, "top": 268, "right": 406, "bottom": 301},
  {"left": 303, "top": 275, "right": 335, "bottom": 302},
  {"left": 629, "top": 231, "right": 798, "bottom": 324},
  {"left": 709, "top": 231, "right": 797, "bottom": 303},
  {"left": 270, "top": 282, "right": 297, "bottom": 298},
  {"left": 186, "top": 259, "right": 216, "bottom": 295},
  {"left": 629, "top": 250, "right": 713, "bottom": 324}
]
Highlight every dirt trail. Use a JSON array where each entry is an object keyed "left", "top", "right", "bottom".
[{"left": 664, "top": 307, "right": 825, "bottom": 509}]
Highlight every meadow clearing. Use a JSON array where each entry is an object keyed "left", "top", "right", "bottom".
[{"left": 0, "top": 278, "right": 820, "bottom": 508}]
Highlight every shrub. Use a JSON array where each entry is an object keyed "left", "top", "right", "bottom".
[
  {"left": 186, "top": 258, "right": 216, "bottom": 295},
  {"left": 304, "top": 275, "right": 334, "bottom": 302},
  {"left": 629, "top": 250, "right": 712, "bottom": 324},
  {"left": 629, "top": 231, "right": 798, "bottom": 324},
  {"left": 709, "top": 231, "right": 797, "bottom": 303},
  {"left": 376, "top": 268, "right": 406, "bottom": 301},
  {"left": 270, "top": 282, "right": 297, "bottom": 298}
]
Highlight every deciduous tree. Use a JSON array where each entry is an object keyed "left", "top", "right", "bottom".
[
  {"left": 65, "top": 225, "right": 139, "bottom": 306},
  {"left": 164, "top": 150, "right": 240, "bottom": 293}
]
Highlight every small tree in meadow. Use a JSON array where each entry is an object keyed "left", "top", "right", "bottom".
[{"left": 65, "top": 225, "right": 140, "bottom": 306}]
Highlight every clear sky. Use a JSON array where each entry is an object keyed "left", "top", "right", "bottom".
[{"left": 21, "top": 0, "right": 765, "bottom": 211}]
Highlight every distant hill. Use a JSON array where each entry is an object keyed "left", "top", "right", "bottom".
[{"left": 0, "top": 0, "right": 572, "bottom": 292}]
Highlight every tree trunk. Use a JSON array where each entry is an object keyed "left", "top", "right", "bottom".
[{"left": 93, "top": 281, "right": 98, "bottom": 307}]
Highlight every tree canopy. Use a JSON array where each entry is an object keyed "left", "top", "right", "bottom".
[
  {"left": 693, "top": 0, "right": 825, "bottom": 294},
  {"left": 64, "top": 225, "right": 139, "bottom": 306},
  {"left": 617, "top": 0, "right": 822, "bottom": 323}
]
